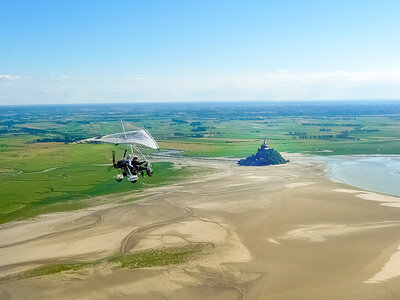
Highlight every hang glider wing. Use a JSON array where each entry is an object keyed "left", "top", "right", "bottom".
[{"left": 78, "top": 129, "right": 159, "bottom": 149}]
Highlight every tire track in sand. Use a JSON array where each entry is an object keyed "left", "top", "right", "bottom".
[
  {"left": 0, "top": 213, "right": 104, "bottom": 249},
  {"left": 119, "top": 199, "right": 194, "bottom": 254}
]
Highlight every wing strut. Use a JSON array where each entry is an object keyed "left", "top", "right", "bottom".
[{"left": 120, "top": 120, "right": 150, "bottom": 163}]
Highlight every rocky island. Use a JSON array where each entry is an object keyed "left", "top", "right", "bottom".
[{"left": 238, "top": 140, "right": 288, "bottom": 166}]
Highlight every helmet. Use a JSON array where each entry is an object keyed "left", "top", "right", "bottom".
[
  {"left": 127, "top": 154, "right": 132, "bottom": 159},
  {"left": 133, "top": 155, "right": 139, "bottom": 160}
]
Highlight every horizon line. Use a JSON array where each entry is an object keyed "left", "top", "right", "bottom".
[{"left": 2, "top": 99, "right": 400, "bottom": 107}]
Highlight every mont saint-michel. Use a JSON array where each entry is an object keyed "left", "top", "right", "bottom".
[{"left": 238, "top": 140, "right": 288, "bottom": 166}]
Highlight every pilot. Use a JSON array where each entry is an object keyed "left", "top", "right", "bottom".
[{"left": 132, "top": 155, "right": 147, "bottom": 177}]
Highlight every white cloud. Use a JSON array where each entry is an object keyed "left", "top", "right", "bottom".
[
  {"left": 212, "top": 70, "right": 400, "bottom": 100},
  {"left": 2, "top": 70, "right": 400, "bottom": 104},
  {"left": 124, "top": 76, "right": 151, "bottom": 81},
  {"left": 219, "top": 70, "right": 400, "bottom": 86},
  {"left": 108, "top": 70, "right": 400, "bottom": 102},
  {"left": 0, "top": 75, "right": 21, "bottom": 80},
  {"left": 51, "top": 74, "right": 70, "bottom": 81}
]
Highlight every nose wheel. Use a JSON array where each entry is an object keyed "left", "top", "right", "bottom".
[
  {"left": 116, "top": 174, "right": 123, "bottom": 182},
  {"left": 128, "top": 174, "right": 138, "bottom": 183}
]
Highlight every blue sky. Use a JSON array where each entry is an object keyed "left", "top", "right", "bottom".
[{"left": 1, "top": 0, "right": 400, "bottom": 104}]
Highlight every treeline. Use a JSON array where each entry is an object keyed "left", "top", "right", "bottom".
[
  {"left": 349, "top": 128, "right": 379, "bottom": 133},
  {"left": 171, "top": 119, "right": 188, "bottom": 124},
  {"left": 54, "top": 120, "right": 91, "bottom": 125},
  {"left": 171, "top": 120, "right": 206, "bottom": 126},
  {"left": 0, "top": 125, "right": 86, "bottom": 144},
  {"left": 288, "top": 131, "right": 358, "bottom": 140},
  {"left": 0, "top": 127, "right": 49, "bottom": 135},
  {"left": 173, "top": 133, "right": 204, "bottom": 138},
  {"left": 301, "top": 123, "right": 363, "bottom": 127},
  {"left": 35, "top": 135, "right": 85, "bottom": 144},
  {"left": 192, "top": 127, "right": 207, "bottom": 132},
  {"left": 0, "top": 121, "right": 25, "bottom": 128}
]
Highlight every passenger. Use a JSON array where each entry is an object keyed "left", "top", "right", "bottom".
[{"left": 124, "top": 154, "right": 135, "bottom": 174}]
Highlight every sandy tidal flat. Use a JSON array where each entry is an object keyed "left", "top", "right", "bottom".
[{"left": 1, "top": 155, "right": 400, "bottom": 299}]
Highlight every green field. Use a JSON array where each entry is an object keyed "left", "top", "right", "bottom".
[
  {"left": 160, "top": 116, "right": 400, "bottom": 156},
  {"left": 1, "top": 102, "right": 400, "bottom": 224},
  {"left": 0, "top": 141, "right": 194, "bottom": 224}
]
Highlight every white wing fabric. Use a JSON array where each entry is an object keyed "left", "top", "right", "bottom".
[{"left": 79, "top": 130, "right": 159, "bottom": 149}]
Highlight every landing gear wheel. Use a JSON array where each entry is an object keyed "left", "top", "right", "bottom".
[
  {"left": 128, "top": 174, "right": 138, "bottom": 183},
  {"left": 116, "top": 174, "right": 123, "bottom": 182}
]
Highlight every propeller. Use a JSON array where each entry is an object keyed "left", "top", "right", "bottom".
[{"left": 107, "top": 150, "right": 117, "bottom": 172}]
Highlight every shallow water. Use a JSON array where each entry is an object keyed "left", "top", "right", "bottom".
[{"left": 317, "top": 156, "right": 400, "bottom": 197}]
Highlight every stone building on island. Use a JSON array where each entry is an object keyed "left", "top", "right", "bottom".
[{"left": 238, "top": 140, "right": 288, "bottom": 166}]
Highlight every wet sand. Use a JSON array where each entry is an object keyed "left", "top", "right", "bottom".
[{"left": 1, "top": 155, "right": 400, "bottom": 299}]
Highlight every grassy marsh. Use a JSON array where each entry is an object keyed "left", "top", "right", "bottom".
[{"left": 1, "top": 244, "right": 210, "bottom": 282}]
